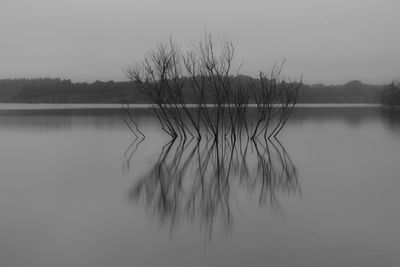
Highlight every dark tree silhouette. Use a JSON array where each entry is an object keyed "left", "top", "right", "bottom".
[
  {"left": 381, "top": 81, "right": 400, "bottom": 107},
  {"left": 125, "top": 34, "right": 301, "bottom": 141}
]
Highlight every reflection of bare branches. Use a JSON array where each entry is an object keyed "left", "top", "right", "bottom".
[
  {"left": 122, "top": 103, "right": 145, "bottom": 139},
  {"left": 122, "top": 103, "right": 145, "bottom": 173},
  {"left": 251, "top": 139, "right": 299, "bottom": 210},
  {"left": 129, "top": 137, "right": 299, "bottom": 238},
  {"left": 122, "top": 136, "right": 145, "bottom": 173}
]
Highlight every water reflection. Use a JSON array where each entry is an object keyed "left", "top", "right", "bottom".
[
  {"left": 129, "top": 137, "right": 299, "bottom": 237},
  {"left": 289, "top": 107, "right": 383, "bottom": 126},
  {"left": 1, "top": 106, "right": 400, "bottom": 134},
  {"left": 380, "top": 108, "right": 400, "bottom": 131},
  {"left": 2, "top": 106, "right": 400, "bottom": 266},
  {"left": 123, "top": 136, "right": 145, "bottom": 173},
  {"left": 0, "top": 108, "right": 154, "bottom": 132}
]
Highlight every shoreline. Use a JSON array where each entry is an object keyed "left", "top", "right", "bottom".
[{"left": 0, "top": 103, "right": 382, "bottom": 110}]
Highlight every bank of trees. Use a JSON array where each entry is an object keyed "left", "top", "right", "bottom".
[
  {"left": 0, "top": 78, "right": 146, "bottom": 103},
  {"left": 0, "top": 78, "right": 384, "bottom": 104},
  {"left": 381, "top": 81, "right": 400, "bottom": 107},
  {"left": 125, "top": 35, "right": 301, "bottom": 140}
]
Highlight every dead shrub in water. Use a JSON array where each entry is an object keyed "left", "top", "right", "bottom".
[{"left": 125, "top": 34, "right": 301, "bottom": 141}]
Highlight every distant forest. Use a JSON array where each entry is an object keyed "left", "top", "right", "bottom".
[{"left": 0, "top": 78, "right": 383, "bottom": 103}]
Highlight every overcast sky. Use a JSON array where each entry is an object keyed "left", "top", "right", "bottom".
[{"left": 1, "top": 0, "right": 399, "bottom": 84}]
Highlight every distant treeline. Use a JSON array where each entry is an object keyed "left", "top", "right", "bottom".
[
  {"left": 0, "top": 78, "right": 383, "bottom": 103},
  {"left": 0, "top": 78, "right": 143, "bottom": 103},
  {"left": 381, "top": 81, "right": 400, "bottom": 106}
]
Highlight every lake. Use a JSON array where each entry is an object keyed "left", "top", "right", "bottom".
[{"left": 0, "top": 105, "right": 399, "bottom": 267}]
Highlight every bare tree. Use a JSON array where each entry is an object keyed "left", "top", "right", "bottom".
[{"left": 125, "top": 34, "right": 301, "bottom": 141}]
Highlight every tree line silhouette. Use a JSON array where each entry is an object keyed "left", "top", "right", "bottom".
[{"left": 0, "top": 78, "right": 384, "bottom": 104}]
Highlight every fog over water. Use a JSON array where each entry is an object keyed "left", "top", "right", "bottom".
[
  {"left": 1, "top": 0, "right": 400, "bottom": 84},
  {"left": 1, "top": 0, "right": 400, "bottom": 266},
  {"left": 1, "top": 106, "right": 400, "bottom": 266}
]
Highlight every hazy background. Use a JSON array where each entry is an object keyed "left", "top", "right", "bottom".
[{"left": 1, "top": 0, "right": 399, "bottom": 84}]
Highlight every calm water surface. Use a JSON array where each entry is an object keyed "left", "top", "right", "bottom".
[{"left": 0, "top": 106, "right": 399, "bottom": 267}]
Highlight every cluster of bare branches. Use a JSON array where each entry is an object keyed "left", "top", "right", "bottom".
[
  {"left": 129, "top": 137, "right": 299, "bottom": 238},
  {"left": 125, "top": 34, "right": 301, "bottom": 141},
  {"left": 122, "top": 103, "right": 145, "bottom": 139}
]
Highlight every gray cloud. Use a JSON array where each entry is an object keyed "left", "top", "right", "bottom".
[{"left": 1, "top": 0, "right": 399, "bottom": 84}]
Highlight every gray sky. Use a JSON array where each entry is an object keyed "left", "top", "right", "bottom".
[{"left": 1, "top": 0, "right": 399, "bottom": 84}]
